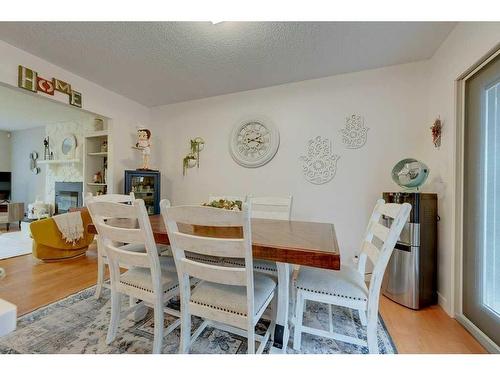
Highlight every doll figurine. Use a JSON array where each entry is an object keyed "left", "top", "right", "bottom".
[{"left": 132, "top": 128, "right": 152, "bottom": 170}]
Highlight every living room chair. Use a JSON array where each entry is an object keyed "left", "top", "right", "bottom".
[
  {"left": 161, "top": 200, "right": 277, "bottom": 354},
  {"left": 30, "top": 209, "right": 95, "bottom": 261},
  {"left": 292, "top": 199, "right": 411, "bottom": 354},
  {"left": 87, "top": 198, "right": 180, "bottom": 354}
]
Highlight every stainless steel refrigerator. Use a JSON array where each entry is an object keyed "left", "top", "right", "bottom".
[{"left": 381, "top": 192, "right": 438, "bottom": 309}]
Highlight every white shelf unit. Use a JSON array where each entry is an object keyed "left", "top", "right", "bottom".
[{"left": 83, "top": 122, "right": 112, "bottom": 197}]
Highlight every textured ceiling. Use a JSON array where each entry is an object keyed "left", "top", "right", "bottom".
[
  {"left": 0, "top": 22, "right": 455, "bottom": 107},
  {"left": 0, "top": 85, "right": 91, "bottom": 131}
]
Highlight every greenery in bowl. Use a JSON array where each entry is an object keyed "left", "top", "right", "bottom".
[{"left": 202, "top": 199, "right": 242, "bottom": 211}]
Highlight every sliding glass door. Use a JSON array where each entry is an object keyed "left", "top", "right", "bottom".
[{"left": 463, "top": 52, "right": 500, "bottom": 348}]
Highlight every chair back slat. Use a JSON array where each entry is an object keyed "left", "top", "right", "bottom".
[
  {"left": 180, "top": 259, "right": 247, "bottom": 286},
  {"left": 105, "top": 242, "right": 150, "bottom": 268},
  {"left": 99, "top": 225, "right": 145, "bottom": 244},
  {"left": 379, "top": 203, "right": 404, "bottom": 219},
  {"left": 369, "top": 221, "right": 390, "bottom": 242},
  {"left": 84, "top": 192, "right": 134, "bottom": 205},
  {"left": 172, "top": 232, "right": 246, "bottom": 258},
  {"left": 166, "top": 205, "right": 246, "bottom": 227},
  {"left": 248, "top": 195, "right": 292, "bottom": 220},
  {"left": 361, "top": 240, "right": 380, "bottom": 265},
  {"left": 86, "top": 200, "right": 138, "bottom": 220}
]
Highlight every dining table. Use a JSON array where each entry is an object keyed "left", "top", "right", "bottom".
[{"left": 87, "top": 214, "right": 340, "bottom": 353}]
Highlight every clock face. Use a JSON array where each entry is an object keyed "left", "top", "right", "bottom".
[{"left": 229, "top": 120, "right": 280, "bottom": 168}]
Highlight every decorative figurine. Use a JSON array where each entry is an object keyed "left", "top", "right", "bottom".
[
  {"left": 430, "top": 117, "right": 442, "bottom": 148},
  {"left": 132, "top": 128, "right": 152, "bottom": 170},
  {"left": 92, "top": 171, "right": 102, "bottom": 184},
  {"left": 43, "top": 136, "right": 50, "bottom": 160}
]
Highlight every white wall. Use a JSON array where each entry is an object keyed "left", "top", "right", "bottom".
[
  {"left": 0, "top": 130, "right": 11, "bottom": 172},
  {"left": 423, "top": 23, "right": 500, "bottom": 316},
  {"left": 151, "top": 61, "right": 429, "bottom": 264},
  {"left": 10, "top": 126, "right": 46, "bottom": 205},
  {"left": 0, "top": 40, "right": 151, "bottom": 194}
]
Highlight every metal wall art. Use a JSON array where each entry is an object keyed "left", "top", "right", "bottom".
[
  {"left": 430, "top": 117, "right": 442, "bottom": 148},
  {"left": 30, "top": 151, "right": 40, "bottom": 175},
  {"left": 299, "top": 136, "right": 340, "bottom": 185},
  {"left": 340, "top": 114, "right": 369, "bottom": 149}
]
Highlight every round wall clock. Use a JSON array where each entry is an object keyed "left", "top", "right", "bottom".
[{"left": 229, "top": 119, "right": 280, "bottom": 168}]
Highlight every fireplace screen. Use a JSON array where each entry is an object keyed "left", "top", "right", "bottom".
[{"left": 54, "top": 182, "right": 83, "bottom": 214}]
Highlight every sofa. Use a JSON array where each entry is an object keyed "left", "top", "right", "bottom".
[{"left": 30, "top": 210, "right": 95, "bottom": 261}]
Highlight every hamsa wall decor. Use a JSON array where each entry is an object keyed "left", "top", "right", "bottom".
[
  {"left": 340, "top": 114, "right": 369, "bottom": 149},
  {"left": 299, "top": 136, "right": 340, "bottom": 185}
]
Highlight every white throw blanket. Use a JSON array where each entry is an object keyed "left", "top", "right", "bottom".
[{"left": 52, "top": 212, "right": 84, "bottom": 245}]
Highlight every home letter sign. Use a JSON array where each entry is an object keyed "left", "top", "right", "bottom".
[
  {"left": 17, "top": 65, "right": 83, "bottom": 108},
  {"left": 18, "top": 66, "right": 38, "bottom": 92}
]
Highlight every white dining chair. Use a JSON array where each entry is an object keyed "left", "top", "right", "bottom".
[
  {"left": 85, "top": 192, "right": 140, "bottom": 299},
  {"left": 292, "top": 199, "right": 411, "bottom": 354},
  {"left": 161, "top": 200, "right": 277, "bottom": 354},
  {"left": 224, "top": 195, "right": 293, "bottom": 276},
  {"left": 87, "top": 198, "right": 180, "bottom": 354},
  {"left": 248, "top": 195, "right": 292, "bottom": 220}
]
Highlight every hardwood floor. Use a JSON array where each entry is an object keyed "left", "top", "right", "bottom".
[{"left": 0, "top": 244, "right": 487, "bottom": 353}]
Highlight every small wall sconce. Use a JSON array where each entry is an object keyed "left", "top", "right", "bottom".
[
  {"left": 183, "top": 137, "right": 205, "bottom": 176},
  {"left": 430, "top": 117, "right": 442, "bottom": 148}
]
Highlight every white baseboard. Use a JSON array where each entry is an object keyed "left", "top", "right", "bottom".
[
  {"left": 437, "top": 291, "right": 453, "bottom": 317},
  {"left": 456, "top": 314, "right": 500, "bottom": 353}
]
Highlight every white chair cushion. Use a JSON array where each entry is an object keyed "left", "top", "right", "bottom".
[
  {"left": 190, "top": 273, "right": 276, "bottom": 317},
  {"left": 120, "top": 267, "right": 178, "bottom": 293},
  {"left": 120, "top": 243, "right": 169, "bottom": 253},
  {"left": 295, "top": 265, "right": 368, "bottom": 301}
]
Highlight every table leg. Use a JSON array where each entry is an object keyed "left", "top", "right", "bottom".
[{"left": 270, "top": 261, "right": 291, "bottom": 354}]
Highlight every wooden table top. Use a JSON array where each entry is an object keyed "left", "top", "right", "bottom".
[{"left": 88, "top": 214, "right": 340, "bottom": 270}]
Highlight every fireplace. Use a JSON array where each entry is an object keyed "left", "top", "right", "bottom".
[{"left": 54, "top": 182, "right": 83, "bottom": 214}]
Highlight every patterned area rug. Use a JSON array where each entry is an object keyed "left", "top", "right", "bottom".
[{"left": 0, "top": 287, "right": 397, "bottom": 354}]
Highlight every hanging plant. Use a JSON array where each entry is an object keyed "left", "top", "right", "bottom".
[
  {"left": 183, "top": 137, "right": 205, "bottom": 176},
  {"left": 183, "top": 153, "right": 197, "bottom": 176}
]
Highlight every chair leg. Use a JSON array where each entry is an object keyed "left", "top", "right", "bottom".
[
  {"left": 247, "top": 323, "right": 255, "bottom": 354},
  {"left": 367, "top": 315, "right": 379, "bottom": 354},
  {"left": 179, "top": 312, "right": 191, "bottom": 354},
  {"left": 106, "top": 290, "right": 121, "bottom": 344},
  {"left": 292, "top": 291, "right": 304, "bottom": 351},
  {"left": 269, "top": 295, "right": 277, "bottom": 342},
  {"left": 95, "top": 253, "right": 105, "bottom": 299},
  {"left": 152, "top": 298, "right": 164, "bottom": 354},
  {"left": 359, "top": 309, "right": 367, "bottom": 326}
]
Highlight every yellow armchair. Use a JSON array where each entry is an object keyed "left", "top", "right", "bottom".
[{"left": 30, "top": 210, "right": 95, "bottom": 261}]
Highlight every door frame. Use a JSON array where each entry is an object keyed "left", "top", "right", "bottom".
[{"left": 455, "top": 45, "right": 500, "bottom": 354}]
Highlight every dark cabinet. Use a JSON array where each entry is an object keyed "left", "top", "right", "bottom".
[{"left": 124, "top": 170, "right": 161, "bottom": 215}]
